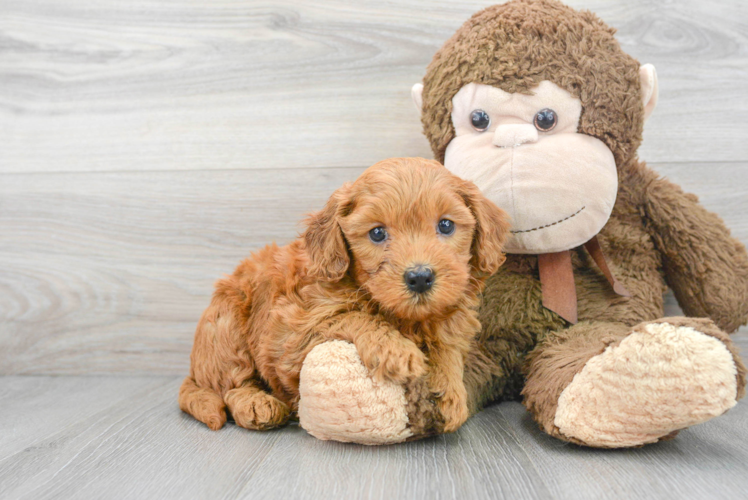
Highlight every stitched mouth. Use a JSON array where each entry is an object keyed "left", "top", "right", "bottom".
[{"left": 510, "top": 206, "right": 586, "bottom": 234}]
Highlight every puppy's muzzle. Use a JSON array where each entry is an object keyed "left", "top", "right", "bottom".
[{"left": 404, "top": 265, "right": 435, "bottom": 294}]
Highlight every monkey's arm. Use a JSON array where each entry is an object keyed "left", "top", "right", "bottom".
[{"left": 642, "top": 172, "right": 748, "bottom": 332}]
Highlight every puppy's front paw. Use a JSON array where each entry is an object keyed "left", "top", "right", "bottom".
[
  {"left": 362, "top": 337, "right": 427, "bottom": 384},
  {"left": 438, "top": 391, "right": 469, "bottom": 433},
  {"left": 431, "top": 370, "right": 469, "bottom": 432},
  {"left": 225, "top": 390, "right": 290, "bottom": 431}
]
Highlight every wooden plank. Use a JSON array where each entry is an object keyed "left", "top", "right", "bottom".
[
  {"left": 237, "top": 406, "right": 552, "bottom": 500},
  {"left": 1, "top": 0, "right": 746, "bottom": 174},
  {"left": 0, "top": 377, "right": 287, "bottom": 500},
  {"left": 1, "top": 163, "right": 746, "bottom": 375},
  {"left": 496, "top": 400, "right": 748, "bottom": 500},
  {"left": 0, "top": 167, "right": 364, "bottom": 375},
  {"left": 0, "top": 375, "right": 746, "bottom": 500},
  {"left": 0, "top": 376, "right": 172, "bottom": 460}
]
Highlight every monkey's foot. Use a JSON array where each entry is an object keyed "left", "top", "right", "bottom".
[
  {"left": 298, "top": 340, "right": 413, "bottom": 445},
  {"left": 554, "top": 318, "right": 745, "bottom": 447}
]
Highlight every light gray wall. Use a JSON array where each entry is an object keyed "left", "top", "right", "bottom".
[{"left": 2, "top": 0, "right": 746, "bottom": 375}]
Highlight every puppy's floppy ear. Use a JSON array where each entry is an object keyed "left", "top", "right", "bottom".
[
  {"left": 458, "top": 180, "right": 510, "bottom": 276},
  {"left": 303, "top": 183, "right": 353, "bottom": 281}
]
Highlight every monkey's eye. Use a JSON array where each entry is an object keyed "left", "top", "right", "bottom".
[
  {"left": 369, "top": 226, "right": 387, "bottom": 243},
  {"left": 437, "top": 219, "right": 455, "bottom": 236},
  {"left": 534, "top": 108, "right": 557, "bottom": 131},
  {"left": 470, "top": 109, "right": 491, "bottom": 131}
]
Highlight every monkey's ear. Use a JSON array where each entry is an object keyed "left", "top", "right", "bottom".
[
  {"left": 303, "top": 183, "right": 352, "bottom": 282},
  {"left": 639, "top": 64, "right": 659, "bottom": 121},
  {"left": 411, "top": 83, "right": 424, "bottom": 114},
  {"left": 459, "top": 181, "right": 510, "bottom": 276}
]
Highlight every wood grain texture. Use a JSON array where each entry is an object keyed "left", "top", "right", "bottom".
[
  {"left": 0, "top": 167, "right": 363, "bottom": 375},
  {"left": 499, "top": 397, "right": 748, "bottom": 500},
  {"left": 1, "top": 0, "right": 747, "bottom": 174},
  {"left": 1, "top": 0, "right": 747, "bottom": 375},
  {"left": 0, "top": 375, "right": 746, "bottom": 500},
  {"left": 1, "top": 162, "right": 746, "bottom": 375},
  {"left": 0, "top": 376, "right": 173, "bottom": 459},
  {"left": 2, "top": 1, "right": 747, "bottom": 497}
]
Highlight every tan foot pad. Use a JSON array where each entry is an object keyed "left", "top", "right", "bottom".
[
  {"left": 298, "top": 340, "right": 413, "bottom": 445},
  {"left": 555, "top": 322, "right": 739, "bottom": 447}
]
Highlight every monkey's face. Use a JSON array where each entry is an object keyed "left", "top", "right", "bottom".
[{"left": 442, "top": 81, "right": 618, "bottom": 254}]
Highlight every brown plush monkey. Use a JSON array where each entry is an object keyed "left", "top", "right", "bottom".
[{"left": 298, "top": 0, "right": 748, "bottom": 447}]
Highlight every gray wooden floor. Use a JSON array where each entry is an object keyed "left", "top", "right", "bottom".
[
  {"left": 1, "top": 348, "right": 747, "bottom": 500},
  {"left": 2, "top": 0, "right": 748, "bottom": 498}
]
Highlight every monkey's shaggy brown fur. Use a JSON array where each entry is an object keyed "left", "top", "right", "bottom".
[
  {"left": 421, "top": 0, "right": 642, "bottom": 167},
  {"left": 403, "top": 0, "right": 748, "bottom": 442},
  {"left": 179, "top": 158, "right": 510, "bottom": 432}
]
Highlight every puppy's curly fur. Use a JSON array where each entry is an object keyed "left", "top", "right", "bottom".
[{"left": 179, "top": 158, "right": 509, "bottom": 432}]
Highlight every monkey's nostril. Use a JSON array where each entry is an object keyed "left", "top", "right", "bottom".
[{"left": 404, "top": 266, "right": 435, "bottom": 294}]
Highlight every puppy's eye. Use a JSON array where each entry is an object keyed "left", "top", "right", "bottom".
[
  {"left": 369, "top": 226, "right": 387, "bottom": 243},
  {"left": 534, "top": 108, "right": 557, "bottom": 131},
  {"left": 437, "top": 219, "right": 455, "bottom": 236},
  {"left": 470, "top": 109, "right": 490, "bottom": 132}
]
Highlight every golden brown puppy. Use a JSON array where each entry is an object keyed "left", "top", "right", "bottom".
[{"left": 179, "top": 158, "right": 509, "bottom": 433}]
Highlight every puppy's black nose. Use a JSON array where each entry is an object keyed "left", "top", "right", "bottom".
[{"left": 404, "top": 266, "right": 435, "bottom": 294}]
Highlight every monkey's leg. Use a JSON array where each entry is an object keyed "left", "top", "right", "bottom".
[
  {"left": 298, "top": 340, "right": 416, "bottom": 444},
  {"left": 523, "top": 318, "right": 746, "bottom": 448},
  {"left": 224, "top": 380, "right": 290, "bottom": 431},
  {"left": 296, "top": 329, "right": 523, "bottom": 443}
]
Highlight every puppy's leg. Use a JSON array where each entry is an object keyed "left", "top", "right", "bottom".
[
  {"left": 182, "top": 273, "right": 259, "bottom": 430},
  {"left": 179, "top": 376, "right": 227, "bottom": 431},
  {"left": 322, "top": 312, "right": 427, "bottom": 384},
  {"left": 224, "top": 380, "right": 291, "bottom": 431},
  {"left": 428, "top": 346, "right": 469, "bottom": 433}
]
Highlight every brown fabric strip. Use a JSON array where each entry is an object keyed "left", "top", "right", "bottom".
[
  {"left": 538, "top": 251, "right": 578, "bottom": 324},
  {"left": 583, "top": 236, "right": 632, "bottom": 297}
]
